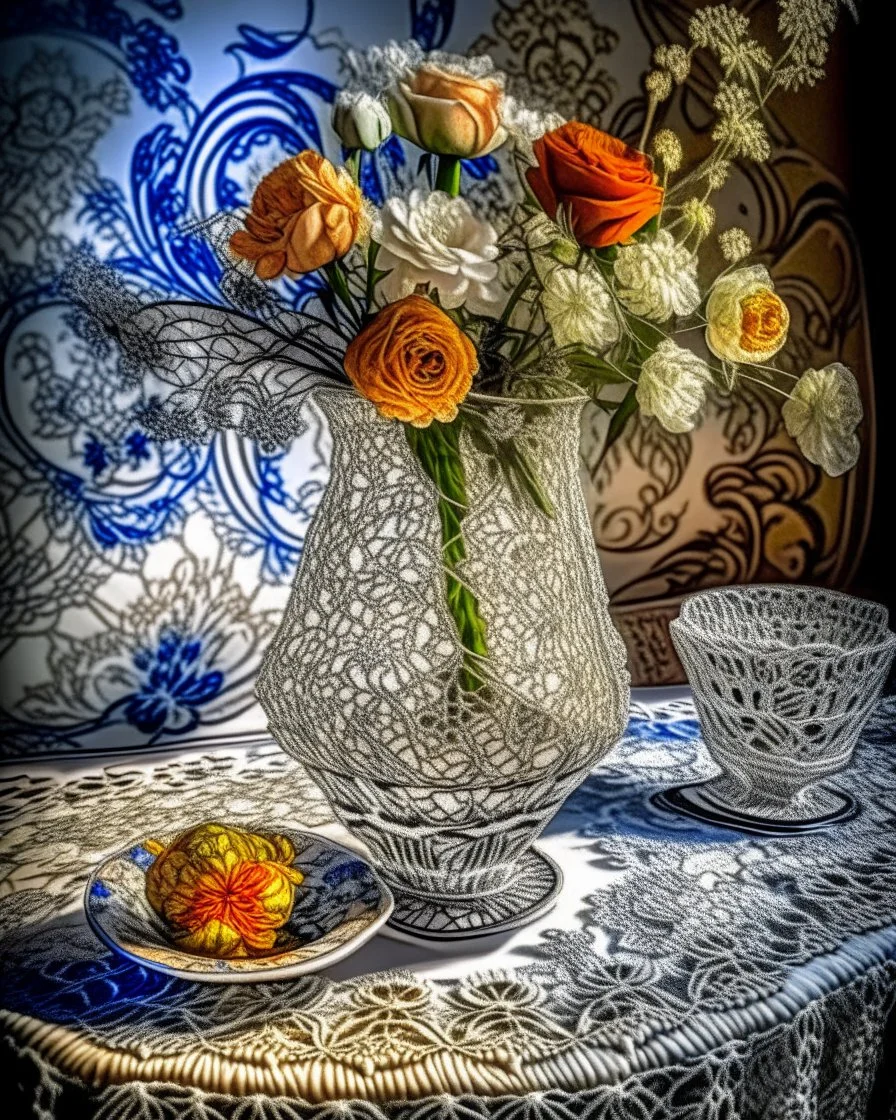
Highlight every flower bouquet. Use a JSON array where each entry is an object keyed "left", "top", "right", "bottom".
[{"left": 79, "top": 3, "right": 863, "bottom": 938}]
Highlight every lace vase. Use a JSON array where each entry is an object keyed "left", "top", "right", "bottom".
[{"left": 257, "top": 390, "right": 630, "bottom": 940}]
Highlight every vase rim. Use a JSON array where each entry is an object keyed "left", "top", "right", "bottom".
[{"left": 308, "top": 385, "right": 590, "bottom": 412}]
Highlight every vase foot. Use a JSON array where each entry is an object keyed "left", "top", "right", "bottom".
[
  {"left": 652, "top": 781, "right": 858, "bottom": 836},
  {"left": 380, "top": 846, "right": 563, "bottom": 945}
]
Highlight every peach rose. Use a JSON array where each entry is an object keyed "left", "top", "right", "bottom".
[
  {"left": 344, "top": 295, "right": 478, "bottom": 426},
  {"left": 526, "top": 122, "right": 663, "bottom": 249},
  {"left": 388, "top": 64, "right": 507, "bottom": 159},
  {"left": 230, "top": 151, "right": 367, "bottom": 280}
]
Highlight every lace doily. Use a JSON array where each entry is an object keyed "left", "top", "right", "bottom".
[{"left": 2, "top": 696, "right": 895, "bottom": 1118}]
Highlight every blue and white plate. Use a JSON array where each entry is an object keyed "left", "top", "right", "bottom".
[{"left": 85, "top": 828, "right": 394, "bottom": 982}]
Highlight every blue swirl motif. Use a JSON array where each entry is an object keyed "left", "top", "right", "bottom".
[{"left": 0, "top": 0, "right": 458, "bottom": 755}]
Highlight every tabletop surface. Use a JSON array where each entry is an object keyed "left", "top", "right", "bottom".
[{"left": 2, "top": 692, "right": 895, "bottom": 1116}]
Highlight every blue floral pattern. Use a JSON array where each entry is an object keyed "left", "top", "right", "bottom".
[{"left": 0, "top": 0, "right": 456, "bottom": 757}]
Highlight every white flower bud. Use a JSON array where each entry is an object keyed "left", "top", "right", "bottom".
[
  {"left": 651, "top": 129, "right": 683, "bottom": 173},
  {"left": 718, "top": 227, "right": 752, "bottom": 263},
  {"left": 681, "top": 198, "right": 716, "bottom": 239},
  {"left": 333, "top": 90, "right": 392, "bottom": 151},
  {"left": 521, "top": 214, "right": 579, "bottom": 266},
  {"left": 645, "top": 69, "right": 673, "bottom": 102},
  {"left": 653, "top": 44, "right": 690, "bottom": 84}
]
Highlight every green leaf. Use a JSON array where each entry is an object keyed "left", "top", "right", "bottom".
[
  {"left": 418, "top": 152, "right": 434, "bottom": 187},
  {"left": 626, "top": 314, "right": 666, "bottom": 356},
  {"left": 634, "top": 214, "right": 660, "bottom": 240},
  {"left": 564, "top": 347, "right": 630, "bottom": 390},
  {"left": 591, "top": 244, "right": 619, "bottom": 264},
  {"left": 603, "top": 383, "right": 639, "bottom": 454}
]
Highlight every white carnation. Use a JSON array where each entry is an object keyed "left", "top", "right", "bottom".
[
  {"left": 374, "top": 189, "right": 501, "bottom": 313},
  {"left": 781, "top": 363, "right": 862, "bottom": 477},
  {"left": 541, "top": 266, "right": 620, "bottom": 351},
  {"left": 614, "top": 230, "right": 701, "bottom": 322},
  {"left": 636, "top": 339, "right": 712, "bottom": 433}
]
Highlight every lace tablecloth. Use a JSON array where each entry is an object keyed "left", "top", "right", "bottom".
[{"left": 2, "top": 695, "right": 895, "bottom": 1119}]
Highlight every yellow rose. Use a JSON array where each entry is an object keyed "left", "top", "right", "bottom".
[
  {"left": 388, "top": 64, "right": 507, "bottom": 159},
  {"left": 230, "top": 151, "right": 368, "bottom": 280},
  {"left": 705, "top": 265, "right": 790, "bottom": 364},
  {"left": 144, "top": 822, "right": 304, "bottom": 958}
]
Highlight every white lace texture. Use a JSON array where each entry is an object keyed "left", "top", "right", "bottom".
[
  {"left": 256, "top": 391, "right": 630, "bottom": 906},
  {"left": 671, "top": 585, "right": 895, "bottom": 817},
  {"left": 1, "top": 697, "right": 895, "bottom": 1117}
]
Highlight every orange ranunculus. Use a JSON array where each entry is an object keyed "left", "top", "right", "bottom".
[
  {"left": 526, "top": 122, "right": 663, "bottom": 249},
  {"left": 344, "top": 295, "right": 478, "bottom": 427},
  {"left": 144, "top": 822, "right": 304, "bottom": 958},
  {"left": 388, "top": 64, "right": 506, "bottom": 159},
  {"left": 230, "top": 151, "right": 367, "bottom": 280}
]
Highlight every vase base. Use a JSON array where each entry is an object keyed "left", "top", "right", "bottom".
[
  {"left": 380, "top": 845, "right": 563, "bottom": 945},
  {"left": 652, "top": 781, "right": 858, "bottom": 836}
]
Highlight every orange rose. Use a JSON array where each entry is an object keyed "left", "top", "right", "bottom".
[
  {"left": 526, "top": 122, "right": 663, "bottom": 249},
  {"left": 388, "top": 64, "right": 506, "bottom": 158},
  {"left": 344, "top": 295, "right": 478, "bottom": 426},
  {"left": 230, "top": 151, "right": 367, "bottom": 280}
]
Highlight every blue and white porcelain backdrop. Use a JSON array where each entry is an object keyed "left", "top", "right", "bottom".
[
  {"left": 0, "top": 1, "right": 872, "bottom": 757},
  {"left": 0, "top": 0, "right": 629, "bottom": 758}
]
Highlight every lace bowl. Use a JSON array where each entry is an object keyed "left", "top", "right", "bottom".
[
  {"left": 85, "top": 828, "right": 394, "bottom": 981},
  {"left": 665, "top": 585, "right": 896, "bottom": 832}
]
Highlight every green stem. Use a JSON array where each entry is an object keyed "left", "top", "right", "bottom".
[
  {"left": 435, "top": 155, "right": 462, "bottom": 197},
  {"left": 514, "top": 325, "right": 551, "bottom": 366},
  {"left": 499, "top": 267, "right": 534, "bottom": 327},
  {"left": 365, "top": 240, "right": 380, "bottom": 316},
  {"left": 323, "top": 261, "right": 360, "bottom": 325},
  {"left": 638, "top": 95, "right": 658, "bottom": 153},
  {"left": 406, "top": 419, "right": 488, "bottom": 692}
]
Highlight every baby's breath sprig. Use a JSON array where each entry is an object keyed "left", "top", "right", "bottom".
[{"left": 661, "top": 0, "right": 856, "bottom": 207}]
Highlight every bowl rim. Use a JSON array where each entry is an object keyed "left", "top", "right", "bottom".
[{"left": 672, "top": 584, "right": 896, "bottom": 658}]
